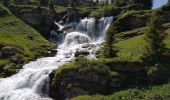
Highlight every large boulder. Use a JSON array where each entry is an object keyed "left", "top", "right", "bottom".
[
  {"left": 75, "top": 50, "right": 90, "bottom": 57},
  {"left": 1, "top": 46, "right": 19, "bottom": 56},
  {"left": 49, "top": 69, "right": 123, "bottom": 100}
]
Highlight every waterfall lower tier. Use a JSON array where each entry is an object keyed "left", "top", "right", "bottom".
[{"left": 0, "top": 17, "right": 113, "bottom": 100}]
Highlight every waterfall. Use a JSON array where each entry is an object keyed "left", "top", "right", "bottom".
[{"left": 0, "top": 17, "right": 113, "bottom": 100}]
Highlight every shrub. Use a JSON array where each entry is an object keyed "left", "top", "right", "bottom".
[{"left": 75, "top": 56, "right": 111, "bottom": 76}]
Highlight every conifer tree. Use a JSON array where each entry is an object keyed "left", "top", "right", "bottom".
[
  {"left": 142, "top": 11, "right": 167, "bottom": 63},
  {"left": 103, "top": 24, "right": 117, "bottom": 58},
  {"left": 49, "top": 0, "right": 55, "bottom": 10}
]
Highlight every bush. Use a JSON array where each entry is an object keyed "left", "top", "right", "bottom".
[
  {"left": 75, "top": 56, "right": 111, "bottom": 76},
  {"left": 90, "top": 10, "right": 102, "bottom": 18}
]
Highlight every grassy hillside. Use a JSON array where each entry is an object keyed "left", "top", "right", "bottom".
[
  {"left": 71, "top": 83, "right": 170, "bottom": 100},
  {"left": 0, "top": 5, "right": 51, "bottom": 77},
  {"left": 0, "top": 16, "right": 50, "bottom": 57},
  {"left": 113, "top": 23, "right": 170, "bottom": 61}
]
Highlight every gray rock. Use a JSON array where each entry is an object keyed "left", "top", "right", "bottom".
[
  {"left": 75, "top": 50, "right": 90, "bottom": 57},
  {"left": 82, "top": 43, "right": 91, "bottom": 48},
  {"left": 1, "top": 47, "right": 18, "bottom": 56},
  {"left": 60, "top": 25, "right": 73, "bottom": 33},
  {"left": 58, "top": 21, "right": 64, "bottom": 25},
  {"left": 50, "top": 49, "right": 58, "bottom": 56}
]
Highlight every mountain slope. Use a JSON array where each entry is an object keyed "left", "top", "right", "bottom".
[{"left": 0, "top": 4, "right": 51, "bottom": 77}]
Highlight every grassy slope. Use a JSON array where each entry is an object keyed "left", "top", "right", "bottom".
[
  {"left": 0, "top": 5, "right": 51, "bottom": 68},
  {"left": 71, "top": 83, "right": 170, "bottom": 100},
  {"left": 114, "top": 23, "right": 170, "bottom": 61},
  {"left": 0, "top": 16, "right": 50, "bottom": 56}
]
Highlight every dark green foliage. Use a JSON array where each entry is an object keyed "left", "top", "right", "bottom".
[
  {"left": 103, "top": 24, "right": 117, "bottom": 58},
  {"left": 142, "top": 11, "right": 167, "bottom": 64},
  {"left": 130, "top": 0, "right": 152, "bottom": 9},
  {"left": 49, "top": 0, "right": 54, "bottom": 10},
  {"left": 1, "top": 0, "right": 10, "bottom": 6},
  {"left": 39, "top": 0, "right": 49, "bottom": 6},
  {"left": 40, "top": 16, "right": 47, "bottom": 27},
  {"left": 168, "top": 0, "right": 170, "bottom": 5},
  {"left": 75, "top": 56, "right": 111, "bottom": 76}
]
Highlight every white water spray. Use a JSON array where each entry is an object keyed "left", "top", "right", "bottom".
[{"left": 0, "top": 17, "right": 113, "bottom": 100}]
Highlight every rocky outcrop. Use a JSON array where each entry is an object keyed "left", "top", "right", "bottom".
[
  {"left": 49, "top": 60, "right": 148, "bottom": 100},
  {"left": 49, "top": 68, "right": 123, "bottom": 100},
  {"left": 1, "top": 46, "right": 20, "bottom": 57},
  {"left": 114, "top": 10, "right": 150, "bottom": 33}
]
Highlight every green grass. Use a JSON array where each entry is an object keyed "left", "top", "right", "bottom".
[
  {"left": 113, "top": 23, "right": 170, "bottom": 61},
  {"left": 0, "top": 16, "right": 50, "bottom": 57},
  {"left": 71, "top": 83, "right": 170, "bottom": 100},
  {"left": 0, "top": 6, "right": 51, "bottom": 75},
  {"left": 115, "top": 34, "right": 145, "bottom": 61}
]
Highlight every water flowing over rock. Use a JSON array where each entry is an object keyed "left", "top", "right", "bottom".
[
  {"left": 64, "top": 32, "right": 91, "bottom": 45},
  {"left": 0, "top": 16, "right": 113, "bottom": 100}
]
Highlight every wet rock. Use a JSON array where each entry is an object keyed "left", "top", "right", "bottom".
[
  {"left": 75, "top": 50, "right": 90, "bottom": 57},
  {"left": 82, "top": 43, "right": 91, "bottom": 48},
  {"left": 60, "top": 25, "right": 73, "bottom": 33},
  {"left": 65, "top": 53, "right": 72, "bottom": 58},
  {"left": 58, "top": 21, "right": 64, "bottom": 25},
  {"left": 1, "top": 46, "right": 18, "bottom": 56},
  {"left": 50, "top": 49, "right": 58, "bottom": 57},
  {"left": 10, "top": 57, "right": 25, "bottom": 64}
]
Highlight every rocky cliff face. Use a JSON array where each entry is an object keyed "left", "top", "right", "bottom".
[{"left": 49, "top": 68, "right": 123, "bottom": 100}]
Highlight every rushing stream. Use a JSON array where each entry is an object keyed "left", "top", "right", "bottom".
[{"left": 0, "top": 17, "right": 113, "bottom": 100}]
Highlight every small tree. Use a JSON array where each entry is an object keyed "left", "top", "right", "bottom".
[
  {"left": 103, "top": 24, "right": 117, "bottom": 58},
  {"left": 49, "top": 0, "right": 55, "bottom": 10},
  {"left": 142, "top": 11, "right": 167, "bottom": 64},
  {"left": 168, "top": 0, "right": 170, "bottom": 5}
]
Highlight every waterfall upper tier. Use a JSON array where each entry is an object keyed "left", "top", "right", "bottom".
[{"left": 50, "top": 17, "right": 113, "bottom": 43}]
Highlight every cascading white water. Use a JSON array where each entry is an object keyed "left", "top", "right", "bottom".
[{"left": 0, "top": 17, "right": 113, "bottom": 100}]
